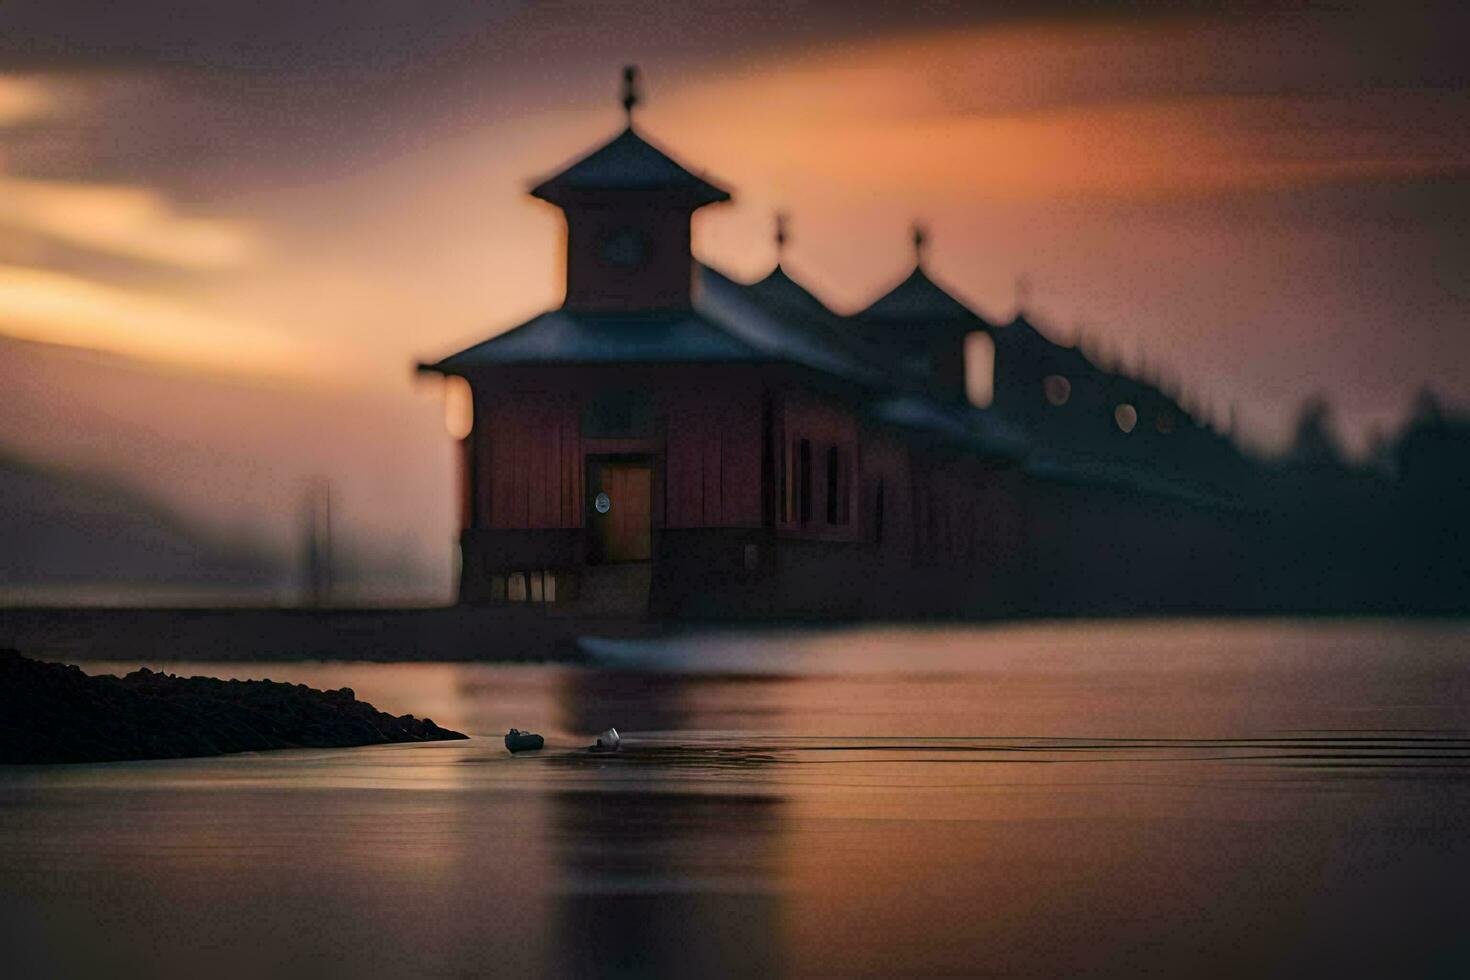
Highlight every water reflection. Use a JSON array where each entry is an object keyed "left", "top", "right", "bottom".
[
  {"left": 557, "top": 670, "right": 698, "bottom": 736},
  {"left": 550, "top": 789, "right": 784, "bottom": 978},
  {"left": 548, "top": 665, "right": 786, "bottom": 976},
  {"left": 4, "top": 620, "right": 1467, "bottom": 977}
]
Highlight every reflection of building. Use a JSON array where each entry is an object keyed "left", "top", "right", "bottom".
[
  {"left": 420, "top": 69, "right": 1469, "bottom": 618},
  {"left": 547, "top": 666, "right": 785, "bottom": 977},
  {"left": 549, "top": 788, "right": 784, "bottom": 978},
  {"left": 556, "top": 670, "right": 697, "bottom": 735}
]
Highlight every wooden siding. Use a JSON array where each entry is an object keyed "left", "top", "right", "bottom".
[
  {"left": 479, "top": 391, "right": 583, "bottom": 529},
  {"left": 470, "top": 368, "right": 762, "bottom": 533},
  {"left": 664, "top": 384, "right": 762, "bottom": 528}
]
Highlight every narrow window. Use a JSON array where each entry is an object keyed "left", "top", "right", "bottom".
[
  {"left": 874, "top": 480, "right": 885, "bottom": 544},
  {"left": 840, "top": 463, "right": 850, "bottom": 525},
  {"left": 798, "top": 439, "right": 812, "bottom": 525},
  {"left": 779, "top": 439, "right": 790, "bottom": 524},
  {"left": 826, "top": 446, "right": 839, "bottom": 524}
]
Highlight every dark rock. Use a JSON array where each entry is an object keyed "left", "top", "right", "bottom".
[
  {"left": 504, "top": 728, "right": 545, "bottom": 753},
  {"left": 0, "top": 650, "right": 467, "bottom": 765}
]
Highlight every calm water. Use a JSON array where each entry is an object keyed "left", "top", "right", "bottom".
[{"left": 3, "top": 619, "right": 1469, "bottom": 978}]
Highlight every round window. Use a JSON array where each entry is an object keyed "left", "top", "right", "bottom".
[{"left": 1042, "top": 374, "right": 1071, "bottom": 407}]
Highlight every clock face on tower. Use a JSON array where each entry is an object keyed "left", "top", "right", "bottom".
[{"left": 598, "top": 226, "right": 647, "bottom": 268}]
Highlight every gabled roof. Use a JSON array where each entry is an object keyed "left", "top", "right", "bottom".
[
  {"left": 854, "top": 267, "right": 989, "bottom": 328},
  {"left": 419, "top": 264, "right": 885, "bottom": 386},
  {"left": 418, "top": 264, "right": 1026, "bottom": 460},
  {"left": 693, "top": 265, "right": 889, "bottom": 386},
  {"left": 529, "top": 126, "right": 731, "bottom": 207}
]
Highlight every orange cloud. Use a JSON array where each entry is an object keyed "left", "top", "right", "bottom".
[
  {"left": 0, "top": 177, "right": 258, "bottom": 270},
  {"left": 0, "top": 263, "right": 314, "bottom": 378},
  {"left": 652, "top": 26, "right": 1470, "bottom": 203},
  {"left": 0, "top": 76, "right": 54, "bottom": 127}
]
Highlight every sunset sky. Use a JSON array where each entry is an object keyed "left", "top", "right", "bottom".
[{"left": 1, "top": 1, "right": 1466, "bottom": 592}]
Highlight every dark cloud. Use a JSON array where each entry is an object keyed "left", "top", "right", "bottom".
[
  {"left": 1, "top": 1, "right": 1460, "bottom": 197},
  {"left": 0, "top": 2, "right": 1366, "bottom": 79}
]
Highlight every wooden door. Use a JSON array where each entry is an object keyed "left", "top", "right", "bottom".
[{"left": 589, "top": 460, "right": 652, "bottom": 562}]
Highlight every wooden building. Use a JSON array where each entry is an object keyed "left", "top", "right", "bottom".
[{"left": 420, "top": 72, "right": 1026, "bottom": 618}]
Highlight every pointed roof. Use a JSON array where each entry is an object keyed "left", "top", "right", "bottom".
[
  {"left": 745, "top": 212, "right": 831, "bottom": 317},
  {"left": 746, "top": 265, "right": 832, "bottom": 319},
  {"left": 529, "top": 126, "right": 731, "bottom": 207},
  {"left": 856, "top": 266, "right": 987, "bottom": 327}
]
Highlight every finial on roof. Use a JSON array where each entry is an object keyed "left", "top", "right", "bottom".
[
  {"left": 621, "top": 65, "right": 641, "bottom": 124},
  {"left": 912, "top": 222, "right": 928, "bottom": 267},
  {"left": 775, "top": 212, "right": 789, "bottom": 263}
]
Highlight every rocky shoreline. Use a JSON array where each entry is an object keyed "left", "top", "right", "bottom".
[{"left": 0, "top": 650, "right": 467, "bottom": 764}]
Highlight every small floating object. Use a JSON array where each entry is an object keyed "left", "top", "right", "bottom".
[
  {"left": 590, "top": 727, "right": 621, "bottom": 753},
  {"left": 504, "top": 728, "right": 544, "bottom": 753}
]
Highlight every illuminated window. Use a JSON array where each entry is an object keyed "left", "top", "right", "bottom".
[
  {"left": 1114, "top": 403, "right": 1138, "bottom": 433},
  {"left": 965, "top": 332, "right": 995, "bottom": 407},
  {"left": 1043, "top": 375, "right": 1071, "bottom": 407},
  {"left": 443, "top": 376, "right": 474, "bottom": 439}
]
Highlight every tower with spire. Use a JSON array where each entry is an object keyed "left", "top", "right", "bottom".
[
  {"left": 419, "top": 68, "right": 1024, "bottom": 615},
  {"left": 529, "top": 65, "right": 730, "bottom": 313}
]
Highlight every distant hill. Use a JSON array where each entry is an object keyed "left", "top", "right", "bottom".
[
  {"left": 0, "top": 335, "right": 455, "bottom": 604},
  {"left": 0, "top": 447, "right": 283, "bottom": 599}
]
